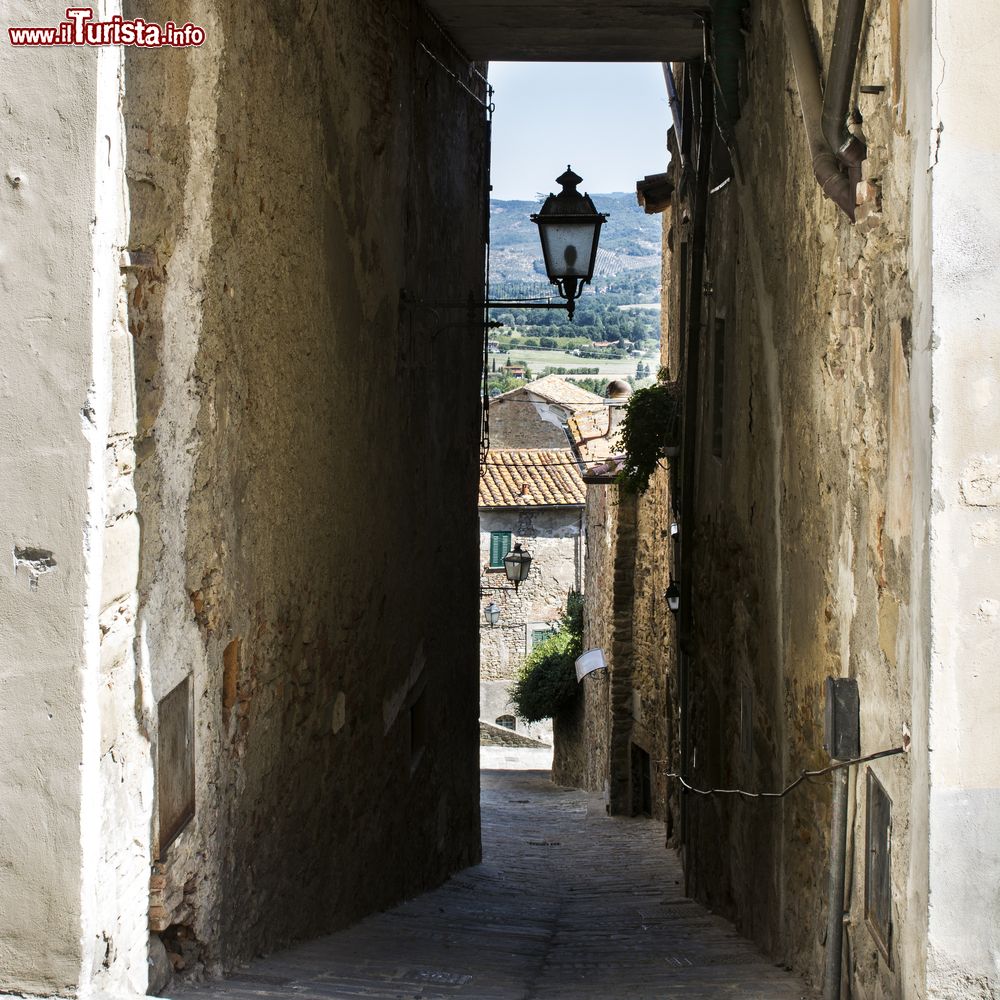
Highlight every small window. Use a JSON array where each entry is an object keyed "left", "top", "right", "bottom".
[
  {"left": 712, "top": 316, "right": 725, "bottom": 458},
  {"left": 489, "top": 531, "right": 512, "bottom": 569},
  {"left": 495, "top": 715, "right": 516, "bottom": 731},
  {"left": 409, "top": 690, "right": 428, "bottom": 773},
  {"left": 528, "top": 624, "right": 554, "bottom": 651},
  {"left": 630, "top": 743, "right": 652, "bottom": 817},
  {"left": 865, "top": 770, "right": 893, "bottom": 964},
  {"left": 156, "top": 676, "right": 195, "bottom": 859}
]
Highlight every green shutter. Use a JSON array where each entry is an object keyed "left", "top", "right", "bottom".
[{"left": 490, "top": 531, "right": 511, "bottom": 568}]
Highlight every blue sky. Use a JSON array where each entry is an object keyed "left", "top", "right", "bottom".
[{"left": 487, "top": 62, "right": 671, "bottom": 201}]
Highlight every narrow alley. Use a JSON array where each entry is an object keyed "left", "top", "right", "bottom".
[{"left": 168, "top": 756, "right": 814, "bottom": 1000}]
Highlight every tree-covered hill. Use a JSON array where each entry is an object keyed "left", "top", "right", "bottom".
[{"left": 486, "top": 193, "right": 663, "bottom": 365}]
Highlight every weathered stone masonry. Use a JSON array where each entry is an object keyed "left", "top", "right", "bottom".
[
  {"left": 123, "top": 0, "right": 489, "bottom": 977},
  {"left": 649, "top": 3, "right": 1000, "bottom": 998},
  {"left": 1, "top": 0, "right": 489, "bottom": 994}
]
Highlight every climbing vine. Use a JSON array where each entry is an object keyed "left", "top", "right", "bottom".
[{"left": 615, "top": 375, "right": 683, "bottom": 494}]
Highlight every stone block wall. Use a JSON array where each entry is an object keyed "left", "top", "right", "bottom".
[
  {"left": 479, "top": 507, "right": 582, "bottom": 742},
  {"left": 554, "top": 478, "right": 675, "bottom": 822},
  {"left": 488, "top": 396, "right": 573, "bottom": 449},
  {"left": 659, "top": 3, "right": 925, "bottom": 994},
  {"left": 0, "top": 5, "right": 151, "bottom": 994},
  {"left": 122, "top": 0, "right": 488, "bottom": 979}
]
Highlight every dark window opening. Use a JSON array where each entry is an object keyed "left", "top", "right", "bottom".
[
  {"left": 865, "top": 769, "right": 893, "bottom": 965},
  {"left": 630, "top": 743, "right": 653, "bottom": 817},
  {"left": 712, "top": 316, "right": 725, "bottom": 458},
  {"left": 678, "top": 242, "right": 689, "bottom": 369},
  {"left": 496, "top": 715, "right": 516, "bottom": 731},
  {"left": 409, "top": 690, "right": 428, "bottom": 772},
  {"left": 740, "top": 682, "right": 753, "bottom": 765}
]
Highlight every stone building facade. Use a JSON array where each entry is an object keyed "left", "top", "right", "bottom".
[
  {"left": 554, "top": 397, "right": 677, "bottom": 822},
  {"left": 487, "top": 375, "right": 604, "bottom": 449},
  {"left": 0, "top": 1, "right": 487, "bottom": 995},
  {"left": 479, "top": 449, "right": 585, "bottom": 742},
  {"left": 557, "top": 3, "right": 1000, "bottom": 999}
]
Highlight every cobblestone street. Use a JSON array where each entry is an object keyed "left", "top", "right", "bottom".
[{"left": 169, "top": 756, "right": 815, "bottom": 999}]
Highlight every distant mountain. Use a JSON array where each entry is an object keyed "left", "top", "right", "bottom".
[{"left": 488, "top": 193, "right": 662, "bottom": 293}]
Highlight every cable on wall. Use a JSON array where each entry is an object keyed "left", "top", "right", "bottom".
[{"left": 659, "top": 746, "right": 906, "bottom": 800}]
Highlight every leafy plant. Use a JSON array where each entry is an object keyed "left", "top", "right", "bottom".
[
  {"left": 509, "top": 592, "right": 584, "bottom": 723},
  {"left": 615, "top": 378, "right": 683, "bottom": 494}
]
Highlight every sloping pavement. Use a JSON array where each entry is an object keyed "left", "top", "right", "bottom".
[{"left": 168, "top": 759, "right": 815, "bottom": 1000}]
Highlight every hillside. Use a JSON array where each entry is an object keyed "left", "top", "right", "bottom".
[
  {"left": 485, "top": 193, "right": 663, "bottom": 399},
  {"left": 488, "top": 192, "right": 662, "bottom": 295}
]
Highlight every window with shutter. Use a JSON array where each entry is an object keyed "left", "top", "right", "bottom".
[{"left": 489, "top": 531, "right": 512, "bottom": 569}]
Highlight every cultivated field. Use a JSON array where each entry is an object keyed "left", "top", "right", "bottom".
[{"left": 492, "top": 347, "right": 661, "bottom": 381}]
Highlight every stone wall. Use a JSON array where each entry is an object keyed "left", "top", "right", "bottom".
[
  {"left": 922, "top": 3, "right": 1000, "bottom": 994},
  {"left": 488, "top": 396, "right": 573, "bottom": 449},
  {"left": 661, "top": 2, "right": 923, "bottom": 994},
  {"left": 123, "top": 0, "right": 488, "bottom": 980},
  {"left": 554, "top": 477, "right": 675, "bottom": 822},
  {"left": 479, "top": 507, "right": 582, "bottom": 742}
]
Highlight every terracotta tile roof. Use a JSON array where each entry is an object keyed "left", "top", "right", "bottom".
[
  {"left": 479, "top": 449, "right": 585, "bottom": 508},
  {"left": 582, "top": 455, "right": 626, "bottom": 485},
  {"left": 495, "top": 375, "right": 604, "bottom": 408}
]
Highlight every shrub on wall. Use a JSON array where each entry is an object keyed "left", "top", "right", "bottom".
[
  {"left": 616, "top": 376, "right": 683, "bottom": 494},
  {"left": 509, "top": 592, "right": 583, "bottom": 723}
]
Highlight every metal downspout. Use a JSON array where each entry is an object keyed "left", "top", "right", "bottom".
[
  {"left": 822, "top": 0, "right": 868, "bottom": 166},
  {"left": 778, "top": 0, "right": 857, "bottom": 220},
  {"left": 678, "top": 56, "right": 715, "bottom": 858},
  {"left": 663, "top": 63, "right": 685, "bottom": 157},
  {"left": 825, "top": 768, "right": 850, "bottom": 1000}
]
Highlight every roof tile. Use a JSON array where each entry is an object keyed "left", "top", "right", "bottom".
[{"left": 479, "top": 449, "right": 586, "bottom": 508}]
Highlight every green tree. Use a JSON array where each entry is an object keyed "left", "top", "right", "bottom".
[{"left": 509, "top": 593, "right": 584, "bottom": 722}]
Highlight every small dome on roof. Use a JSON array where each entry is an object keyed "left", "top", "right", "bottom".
[{"left": 605, "top": 379, "right": 632, "bottom": 400}]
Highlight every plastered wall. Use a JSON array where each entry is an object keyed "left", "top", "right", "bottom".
[
  {"left": 0, "top": 1, "right": 149, "bottom": 995},
  {"left": 924, "top": 2, "right": 1000, "bottom": 994}
]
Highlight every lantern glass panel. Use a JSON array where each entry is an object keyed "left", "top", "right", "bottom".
[
  {"left": 504, "top": 547, "right": 531, "bottom": 583},
  {"left": 538, "top": 221, "right": 601, "bottom": 280}
]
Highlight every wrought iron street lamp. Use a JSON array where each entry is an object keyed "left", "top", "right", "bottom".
[
  {"left": 665, "top": 578, "right": 681, "bottom": 615},
  {"left": 531, "top": 167, "right": 608, "bottom": 319},
  {"left": 483, "top": 601, "right": 501, "bottom": 627},
  {"left": 400, "top": 166, "right": 607, "bottom": 323},
  {"left": 503, "top": 543, "right": 533, "bottom": 592}
]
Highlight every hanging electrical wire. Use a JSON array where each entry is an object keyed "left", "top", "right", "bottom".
[{"left": 659, "top": 746, "right": 906, "bottom": 800}]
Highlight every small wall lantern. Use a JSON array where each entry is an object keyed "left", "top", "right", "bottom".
[
  {"left": 532, "top": 167, "right": 608, "bottom": 320},
  {"left": 483, "top": 601, "right": 501, "bottom": 627},
  {"left": 665, "top": 578, "right": 681, "bottom": 615},
  {"left": 503, "top": 542, "right": 533, "bottom": 592}
]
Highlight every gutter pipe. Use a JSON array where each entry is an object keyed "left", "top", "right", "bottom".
[
  {"left": 822, "top": 0, "right": 868, "bottom": 166},
  {"left": 677, "top": 56, "right": 715, "bottom": 854},
  {"left": 824, "top": 767, "right": 850, "bottom": 1000},
  {"left": 778, "top": 0, "right": 858, "bottom": 220},
  {"left": 663, "top": 62, "right": 685, "bottom": 157}
]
